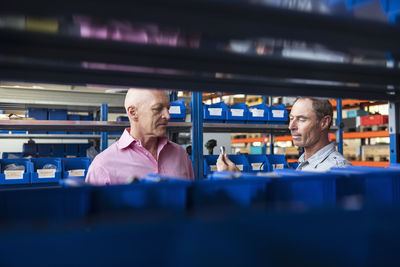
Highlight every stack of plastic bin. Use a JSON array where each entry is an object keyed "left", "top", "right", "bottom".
[
  {"left": 23, "top": 142, "right": 37, "bottom": 157},
  {"left": 247, "top": 103, "right": 269, "bottom": 124},
  {"left": 330, "top": 166, "right": 400, "bottom": 208},
  {"left": 246, "top": 154, "right": 270, "bottom": 172},
  {"left": 62, "top": 157, "right": 91, "bottom": 179},
  {"left": 52, "top": 144, "right": 65, "bottom": 158},
  {"left": 169, "top": 99, "right": 186, "bottom": 122},
  {"left": 48, "top": 109, "right": 67, "bottom": 134},
  {"left": 266, "top": 154, "right": 288, "bottom": 170},
  {"left": 203, "top": 102, "right": 228, "bottom": 123},
  {"left": 268, "top": 104, "right": 288, "bottom": 124},
  {"left": 37, "top": 144, "right": 52, "bottom": 157},
  {"left": 26, "top": 108, "right": 47, "bottom": 134},
  {"left": 227, "top": 103, "right": 248, "bottom": 123},
  {"left": 189, "top": 171, "right": 271, "bottom": 210},
  {"left": 31, "top": 158, "right": 62, "bottom": 184},
  {"left": 0, "top": 158, "right": 33, "bottom": 185},
  {"left": 204, "top": 155, "right": 250, "bottom": 176},
  {"left": 65, "top": 144, "right": 79, "bottom": 157},
  {"left": 268, "top": 169, "right": 339, "bottom": 209},
  {"left": 90, "top": 174, "right": 190, "bottom": 214}
]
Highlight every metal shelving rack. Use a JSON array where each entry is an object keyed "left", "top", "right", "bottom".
[{"left": 1, "top": 0, "right": 400, "bottom": 178}]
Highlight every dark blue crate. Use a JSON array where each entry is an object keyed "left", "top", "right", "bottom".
[
  {"left": 65, "top": 144, "right": 79, "bottom": 157},
  {"left": 268, "top": 169, "right": 339, "bottom": 208},
  {"left": 67, "top": 114, "right": 80, "bottom": 134},
  {"left": 268, "top": 104, "right": 288, "bottom": 124},
  {"left": 266, "top": 154, "right": 288, "bottom": 170},
  {"left": 91, "top": 178, "right": 190, "bottom": 213},
  {"left": 189, "top": 176, "right": 270, "bottom": 209},
  {"left": 169, "top": 99, "right": 186, "bottom": 122},
  {"left": 48, "top": 109, "right": 67, "bottom": 134},
  {"left": 78, "top": 143, "right": 91, "bottom": 157},
  {"left": 37, "top": 144, "right": 51, "bottom": 157},
  {"left": 330, "top": 166, "right": 400, "bottom": 208},
  {"left": 23, "top": 142, "right": 37, "bottom": 157},
  {"left": 31, "top": 158, "right": 62, "bottom": 184},
  {"left": 203, "top": 102, "right": 228, "bottom": 123},
  {"left": 0, "top": 159, "right": 33, "bottom": 185},
  {"left": 246, "top": 154, "right": 270, "bottom": 172},
  {"left": 227, "top": 102, "right": 248, "bottom": 123},
  {"left": 0, "top": 186, "right": 91, "bottom": 221},
  {"left": 116, "top": 116, "right": 129, "bottom": 122},
  {"left": 27, "top": 108, "right": 47, "bottom": 134},
  {"left": 11, "top": 131, "right": 27, "bottom": 134},
  {"left": 204, "top": 155, "right": 250, "bottom": 176},
  {"left": 247, "top": 103, "right": 270, "bottom": 123},
  {"left": 2, "top": 152, "right": 25, "bottom": 159},
  {"left": 52, "top": 144, "right": 65, "bottom": 158},
  {"left": 62, "top": 157, "right": 91, "bottom": 179}
]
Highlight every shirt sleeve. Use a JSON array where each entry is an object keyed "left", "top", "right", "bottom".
[{"left": 85, "top": 163, "right": 111, "bottom": 186}]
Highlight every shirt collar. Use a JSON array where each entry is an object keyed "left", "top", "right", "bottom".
[
  {"left": 117, "top": 128, "right": 169, "bottom": 150},
  {"left": 298, "top": 142, "right": 336, "bottom": 169}
]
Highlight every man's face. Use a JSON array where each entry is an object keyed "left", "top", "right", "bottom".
[
  {"left": 288, "top": 98, "right": 323, "bottom": 149},
  {"left": 137, "top": 91, "right": 171, "bottom": 137}
]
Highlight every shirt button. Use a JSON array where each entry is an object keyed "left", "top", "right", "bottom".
[{"left": 145, "top": 152, "right": 149, "bottom": 156}]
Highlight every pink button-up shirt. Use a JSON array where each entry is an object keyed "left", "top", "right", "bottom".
[{"left": 86, "top": 129, "right": 194, "bottom": 185}]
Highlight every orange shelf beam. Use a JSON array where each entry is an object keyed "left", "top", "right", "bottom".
[
  {"left": 232, "top": 131, "right": 389, "bottom": 144},
  {"left": 350, "top": 161, "right": 389, "bottom": 167}
]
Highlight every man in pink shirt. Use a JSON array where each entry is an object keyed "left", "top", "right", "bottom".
[{"left": 86, "top": 89, "right": 194, "bottom": 185}]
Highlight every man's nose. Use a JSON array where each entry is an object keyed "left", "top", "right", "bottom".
[
  {"left": 288, "top": 120, "right": 296, "bottom": 130},
  {"left": 163, "top": 108, "right": 171, "bottom": 120}
]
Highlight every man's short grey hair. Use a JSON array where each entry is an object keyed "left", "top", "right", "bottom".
[{"left": 294, "top": 97, "right": 333, "bottom": 127}]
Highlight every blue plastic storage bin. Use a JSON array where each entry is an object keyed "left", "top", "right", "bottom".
[
  {"left": 65, "top": 144, "right": 79, "bottom": 157},
  {"left": 23, "top": 142, "right": 37, "bottom": 157},
  {"left": 268, "top": 169, "right": 339, "bottom": 208},
  {"left": 31, "top": 158, "right": 62, "bottom": 184},
  {"left": 68, "top": 114, "right": 80, "bottom": 134},
  {"left": 268, "top": 104, "right": 287, "bottom": 124},
  {"left": 190, "top": 173, "right": 270, "bottom": 208},
  {"left": 203, "top": 102, "right": 228, "bottom": 123},
  {"left": 227, "top": 102, "right": 248, "bottom": 123},
  {"left": 2, "top": 152, "right": 25, "bottom": 159},
  {"left": 0, "top": 159, "right": 33, "bottom": 185},
  {"left": 37, "top": 144, "right": 52, "bottom": 157},
  {"left": 330, "top": 166, "right": 400, "bottom": 207},
  {"left": 116, "top": 116, "right": 129, "bottom": 122},
  {"left": 247, "top": 103, "right": 269, "bottom": 124},
  {"left": 169, "top": 99, "right": 186, "bottom": 122},
  {"left": 48, "top": 109, "right": 67, "bottom": 134},
  {"left": 79, "top": 143, "right": 91, "bottom": 157},
  {"left": 266, "top": 154, "right": 288, "bottom": 170},
  {"left": 26, "top": 108, "right": 47, "bottom": 134},
  {"left": 52, "top": 144, "right": 65, "bottom": 158},
  {"left": 204, "top": 155, "right": 250, "bottom": 176},
  {"left": 246, "top": 154, "right": 270, "bottom": 172},
  {"left": 90, "top": 175, "right": 190, "bottom": 213},
  {"left": 0, "top": 186, "right": 91, "bottom": 222},
  {"left": 62, "top": 157, "right": 91, "bottom": 179}
]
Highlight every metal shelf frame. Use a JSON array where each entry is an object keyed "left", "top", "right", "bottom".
[{"left": 0, "top": 0, "right": 399, "bottom": 175}]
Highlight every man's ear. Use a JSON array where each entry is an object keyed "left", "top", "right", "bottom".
[
  {"left": 127, "top": 105, "right": 139, "bottom": 121},
  {"left": 320, "top": 115, "right": 331, "bottom": 131}
]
